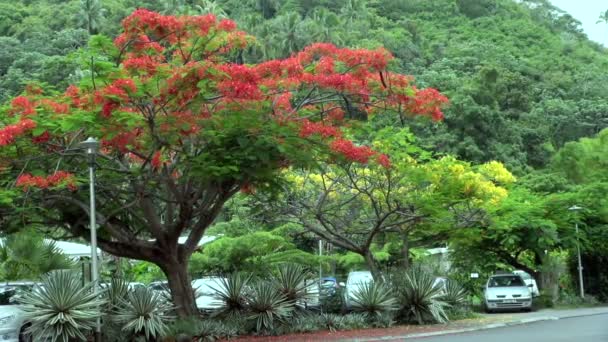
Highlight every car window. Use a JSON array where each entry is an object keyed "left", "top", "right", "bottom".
[
  {"left": 0, "top": 285, "right": 32, "bottom": 305},
  {"left": 489, "top": 276, "right": 525, "bottom": 287}
]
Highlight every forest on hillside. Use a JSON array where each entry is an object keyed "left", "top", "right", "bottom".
[
  {"left": 1, "top": 0, "right": 608, "bottom": 171},
  {"left": 1, "top": 0, "right": 608, "bottom": 310}
]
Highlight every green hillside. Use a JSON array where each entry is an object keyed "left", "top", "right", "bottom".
[{"left": 0, "top": 0, "right": 607, "bottom": 171}]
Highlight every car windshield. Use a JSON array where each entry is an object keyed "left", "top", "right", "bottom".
[{"left": 489, "top": 276, "right": 525, "bottom": 287}]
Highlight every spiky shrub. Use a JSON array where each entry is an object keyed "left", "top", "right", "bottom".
[
  {"left": 101, "top": 278, "right": 130, "bottom": 342},
  {"left": 271, "top": 263, "right": 314, "bottom": 308},
  {"left": 441, "top": 279, "right": 468, "bottom": 307},
  {"left": 391, "top": 268, "right": 449, "bottom": 324},
  {"left": 350, "top": 282, "right": 397, "bottom": 319},
  {"left": 341, "top": 313, "right": 369, "bottom": 330},
  {"left": 19, "top": 270, "right": 103, "bottom": 342},
  {"left": 247, "top": 281, "right": 292, "bottom": 334},
  {"left": 210, "top": 273, "right": 250, "bottom": 319},
  {"left": 114, "top": 286, "right": 174, "bottom": 340},
  {"left": 165, "top": 317, "right": 236, "bottom": 342},
  {"left": 319, "top": 313, "right": 346, "bottom": 332}
]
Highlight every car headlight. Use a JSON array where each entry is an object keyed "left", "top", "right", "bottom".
[{"left": 0, "top": 314, "right": 16, "bottom": 326}]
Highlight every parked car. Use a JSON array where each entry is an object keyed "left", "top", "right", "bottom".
[
  {"left": 483, "top": 274, "right": 533, "bottom": 312},
  {"left": 191, "top": 277, "right": 225, "bottom": 313},
  {"left": 0, "top": 283, "right": 36, "bottom": 342},
  {"left": 343, "top": 271, "right": 374, "bottom": 309},
  {"left": 513, "top": 270, "right": 540, "bottom": 297},
  {"left": 320, "top": 277, "right": 338, "bottom": 297}
]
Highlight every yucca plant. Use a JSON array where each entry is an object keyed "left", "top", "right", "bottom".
[
  {"left": 319, "top": 313, "right": 345, "bottom": 332},
  {"left": 114, "top": 286, "right": 174, "bottom": 340},
  {"left": 101, "top": 278, "right": 130, "bottom": 342},
  {"left": 351, "top": 282, "right": 397, "bottom": 319},
  {"left": 210, "top": 273, "right": 250, "bottom": 319},
  {"left": 391, "top": 267, "right": 449, "bottom": 324},
  {"left": 247, "top": 281, "right": 292, "bottom": 334},
  {"left": 19, "top": 270, "right": 104, "bottom": 342},
  {"left": 441, "top": 279, "right": 468, "bottom": 307},
  {"left": 271, "top": 263, "right": 314, "bottom": 308}
]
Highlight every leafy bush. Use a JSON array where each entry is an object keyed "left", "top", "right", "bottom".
[
  {"left": 19, "top": 270, "right": 103, "bottom": 342},
  {"left": 210, "top": 273, "right": 250, "bottom": 319},
  {"left": 114, "top": 286, "right": 174, "bottom": 340},
  {"left": 247, "top": 281, "right": 292, "bottom": 333},
  {"left": 271, "top": 263, "right": 313, "bottom": 308},
  {"left": 350, "top": 282, "right": 397, "bottom": 319},
  {"left": 391, "top": 268, "right": 449, "bottom": 324}
]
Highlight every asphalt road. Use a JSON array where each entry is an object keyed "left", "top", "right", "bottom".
[{"left": 416, "top": 314, "right": 608, "bottom": 342}]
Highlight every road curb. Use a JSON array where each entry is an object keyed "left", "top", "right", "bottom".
[{"left": 346, "top": 310, "right": 608, "bottom": 341}]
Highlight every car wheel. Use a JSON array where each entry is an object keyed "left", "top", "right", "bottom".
[{"left": 19, "top": 325, "right": 32, "bottom": 342}]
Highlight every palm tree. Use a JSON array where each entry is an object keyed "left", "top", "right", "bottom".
[
  {"left": 0, "top": 231, "right": 73, "bottom": 281},
  {"left": 598, "top": 10, "right": 608, "bottom": 44},
  {"left": 78, "top": 0, "right": 105, "bottom": 35}
]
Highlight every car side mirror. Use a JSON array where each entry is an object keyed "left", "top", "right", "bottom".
[
  {"left": 528, "top": 284, "right": 534, "bottom": 288},
  {"left": 339, "top": 282, "right": 346, "bottom": 287}
]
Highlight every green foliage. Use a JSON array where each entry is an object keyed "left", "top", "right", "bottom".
[
  {"left": 391, "top": 267, "right": 449, "bottom": 324},
  {"left": 0, "top": 230, "right": 73, "bottom": 282},
  {"left": 101, "top": 277, "right": 130, "bottom": 342},
  {"left": 190, "top": 231, "right": 322, "bottom": 275},
  {"left": 19, "top": 270, "right": 103, "bottom": 342},
  {"left": 114, "top": 287, "right": 174, "bottom": 340}
]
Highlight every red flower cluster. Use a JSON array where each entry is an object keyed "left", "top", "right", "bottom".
[
  {"left": 0, "top": 119, "right": 36, "bottom": 146},
  {"left": 10, "top": 96, "right": 36, "bottom": 116},
  {"left": 330, "top": 139, "right": 376, "bottom": 164},
  {"left": 405, "top": 88, "right": 449, "bottom": 121},
  {"left": 16, "top": 171, "right": 77, "bottom": 191},
  {"left": 299, "top": 120, "right": 340, "bottom": 138}
]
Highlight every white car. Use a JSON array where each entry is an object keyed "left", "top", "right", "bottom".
[
  {"left": 343, "top": 271, "right": 374, "bottom": 309},
  {"left": 513, "top": 270, "right": 540, "bottom": 297},
  {"left": 0, "top": 284, "right": 35, "bottom": 342},
  {"left": 484, "top": 274, "right": 533, "bottom": 312},
  {"left": 191, "top": 277, "right": 226, "bottom": 312}
]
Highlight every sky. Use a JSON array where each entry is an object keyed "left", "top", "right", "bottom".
[{"left": 550, "top": 0, "right": 607, "bottom": 45}]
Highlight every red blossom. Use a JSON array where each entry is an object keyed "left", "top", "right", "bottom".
[
  {"left": 299, "top": 120, "right": 340, "bottom": 138},
  {"left": 0, "top": 119, "right": 36, "bottom": 146},
  {"left": 16, "top": 171, "right": 76, "bottom": 191},
  {"left": 330, "top": 139, "right": 375, "bottom": 163},
  {"left": 218, "top": 19, "right": 237, "bottom": 32},
  {"left": 11, "top": 96, "right": 36, "bottom": 116},
  {"left": 32, "top": 131, "right": 50, "bottom": 144},
  {"left": 377, "top": 154, "right": 391, "bottom": 169}
]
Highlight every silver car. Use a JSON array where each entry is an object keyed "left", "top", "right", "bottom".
[{"left": 483, "top": 274, "right": 533, "bottom": 312}]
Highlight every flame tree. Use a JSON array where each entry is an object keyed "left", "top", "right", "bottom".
[{"left": 0, "top": 10, "right": 447, "bottom": 316}]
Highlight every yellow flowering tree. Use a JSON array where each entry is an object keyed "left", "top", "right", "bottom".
[{"left": 279, "top": 129, "right": 513, "bottom": 277}]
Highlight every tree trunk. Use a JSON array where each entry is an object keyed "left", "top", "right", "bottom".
[
  {"left": 363, "top": 250, "right": 381, "bottom": 281},
  {"left": 401, "top": 233, "right": 410, "bottom": 269},
  {"left": 161, "top": 260, "right": 197, "bottom": 317}
]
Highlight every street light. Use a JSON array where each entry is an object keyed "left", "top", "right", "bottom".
[
  {"left": 79, "top": 137, "right": 101, "bottom": 340},
  {"left": 568, "top": 205, "right": 584, "bottom": 298}
]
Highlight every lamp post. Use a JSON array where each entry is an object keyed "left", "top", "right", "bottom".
[
  {"left": 80, "top": 137, "right": 101, "bottom": 340},
  {"left": 568, "top": 205, "right": 584, "bottom": 299}
]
